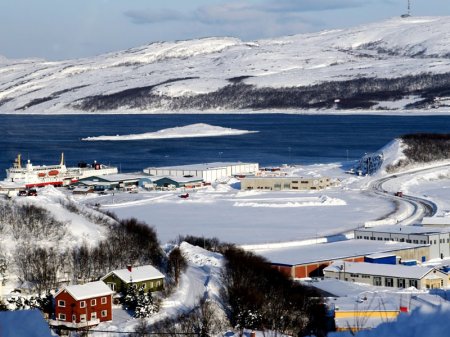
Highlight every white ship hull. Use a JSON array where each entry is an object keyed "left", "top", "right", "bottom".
[{"left": 5, "top": 154, "right": 118, "bottom": 188}]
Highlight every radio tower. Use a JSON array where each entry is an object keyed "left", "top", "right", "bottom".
[{"left": 401, "top": 0, "right": 411, "bottom": 18}]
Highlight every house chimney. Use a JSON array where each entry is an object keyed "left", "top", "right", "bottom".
[{"left": 127, "top": 265, "right": 132, "bottom": 272}]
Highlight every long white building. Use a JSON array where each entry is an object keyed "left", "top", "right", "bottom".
[
  {"left": 324, "top": 261, "right": 448, "bottom": 290},
  {"left": 144, "top": 162, "right": 259, "bottom": 183},
  {"left": 354, "top": 225, "right": 450, "bottom": 260}
]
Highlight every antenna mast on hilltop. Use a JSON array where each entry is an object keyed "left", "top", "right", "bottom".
[{"left": 401, "top": 0, "right": 411, "bottom": 18}]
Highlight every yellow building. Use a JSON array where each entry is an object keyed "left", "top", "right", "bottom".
[
  {"left": 330, "top": 294, "right": 400, "bottom": 332},
  {"left": 240, "top": 176, "right": 335, "bottom": 191}
]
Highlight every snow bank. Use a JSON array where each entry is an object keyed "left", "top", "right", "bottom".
[
  {"left": 180, "top": 242, "right": 223, "bottom": 268},
  {"left": 330, "top": 303, "right": 450, "bottom": 337},
  {"left": 233, "top": 195, "right": 346, "bottom": 208},
  {"left": 82, "top": 123, "right": 258, "bottom": 141},
  {"left": 377, "top": 139, "right": 406, "bottom": 175}
]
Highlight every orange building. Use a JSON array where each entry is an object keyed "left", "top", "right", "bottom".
[{"left": 252, "top": 240, "right": 429, "bottom": 279}]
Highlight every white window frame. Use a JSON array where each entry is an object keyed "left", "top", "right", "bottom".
[
  {"left": 101, "top": 310, "right": 108, "bottom": 318},
  {"left": 58, "top": 313, "right": 66, "bottom": 321},
  {"left": 58, "top": 300, "right": 65, "bottom": 307},
  {"left": 80, "top": 314, "right": 87, "bottom": 323},
  {"left": 107, "top": 282, "right": 115, "bottom": 291},
  {"left": 91, "top": 312, "right": 97, "bottom": 320},
  {"left": 72, "top": 314, "right": 76, "bottom": 322},
  {"left": 101, "top": 297, "right": 107, "bottom": 304},
  {"left": 91, "top": 299, "right": 96, "bottom": 306}
]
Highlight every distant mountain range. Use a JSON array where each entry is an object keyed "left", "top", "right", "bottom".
[{"left": 2, "top": 16, "right": 450, "bottom": 114}]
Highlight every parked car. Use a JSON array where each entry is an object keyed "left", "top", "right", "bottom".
[{"left": 27, "top": 189, "right": 38, "bottom": 196}]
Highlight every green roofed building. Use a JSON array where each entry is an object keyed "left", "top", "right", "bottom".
[{"left": 101, "top": 265, "right": 165, "bottom": 293}]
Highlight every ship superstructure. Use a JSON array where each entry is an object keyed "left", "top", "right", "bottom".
[{"left": 5, "top": 153, "right": 118, "bottom": 188}]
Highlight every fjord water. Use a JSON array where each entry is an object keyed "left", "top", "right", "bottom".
[{"left": 1, "top": 114, "right": 449, "bottom": 179}]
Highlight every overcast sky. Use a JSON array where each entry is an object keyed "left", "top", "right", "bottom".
[{"left": 1, "top": 0, "right": 449, "bottom": 60}]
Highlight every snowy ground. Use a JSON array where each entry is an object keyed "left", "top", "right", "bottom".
[{"left": 88, "top": 179, "right": 392, "bottom": 245}]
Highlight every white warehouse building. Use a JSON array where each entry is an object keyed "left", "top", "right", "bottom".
[{"left": 144, "top": 162, "right": 259, "bottom": 183}]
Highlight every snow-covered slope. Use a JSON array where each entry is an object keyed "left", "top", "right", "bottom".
[{"left": 2, "top": 16, "right": 450, "bottom": 113}]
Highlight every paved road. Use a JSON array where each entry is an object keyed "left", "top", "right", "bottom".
[{"left": 368, "top": 164, "right": 450, "bottom": 225}]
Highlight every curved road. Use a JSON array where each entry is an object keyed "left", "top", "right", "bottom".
[{"left": 368, "top": 164, "right": 449, "bottom": 225}]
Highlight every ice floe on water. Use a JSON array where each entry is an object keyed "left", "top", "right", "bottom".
[{"left": 82, "top": 123, "right": 258, "bottom": 141}]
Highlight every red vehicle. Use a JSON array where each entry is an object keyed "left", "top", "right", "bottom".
[
  {"left": 394, "top": 191, "right": 403, "bottom": 197},
  {"left": 179, "top": 193, "right": 189, "bottom": 199}
]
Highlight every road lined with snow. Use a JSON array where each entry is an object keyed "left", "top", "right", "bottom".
[{"left": 368, "top": 164, "right": 449, "bottom": 226}]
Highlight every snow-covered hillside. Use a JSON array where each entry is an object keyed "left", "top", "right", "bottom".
[{"left": 2, "top": 16, "right": 450, "bottom": 113}]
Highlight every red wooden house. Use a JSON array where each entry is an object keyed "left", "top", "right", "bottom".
[{"left": 53, "top": 281, "right": 114, "bottom": 328}]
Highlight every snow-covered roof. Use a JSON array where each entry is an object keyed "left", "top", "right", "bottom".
[
  {"left": 153, "top": 176, "right": 204, "bottom": 183},
  {"left": 324, "top": 261, "right": 439, "bottom": 279},
  {"left": 102, "top": 265, "right": 165, "bottom": 284},
  {"left": 56, "top": 281, "right": 114, "bottom": 301},
  {"left": 422, "top": 216, "right": 450, "bottom": 226},
  {"left": 146, "top": 162, "right": 257, "bottom": 171},
  {"left": 330, "top": 293, "right": 399, "bottom": 312},
  {"left": 84, "top": 173, "right": 148, "bottom": 182},
  {"left": 356, "top": 224, "right": 450, "bottom": 235},
  {"left": 365, "top": 253, "right": 397, "bottom": 259},
  {"left": 256, "top": 240, "right": 428, "bottom": 266},
  {"left": 0, "top": 310, "right": 53, "bottom": 337}
]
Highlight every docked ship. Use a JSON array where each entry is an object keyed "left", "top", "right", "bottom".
[{"left": 5, "top": 153, "right": 118, "bottom": 188}]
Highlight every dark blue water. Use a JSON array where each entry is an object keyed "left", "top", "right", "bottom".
[{"left": 1, "top": 114, "right": 449, "bottom": 179}]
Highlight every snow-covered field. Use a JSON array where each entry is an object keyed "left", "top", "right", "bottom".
[
  {"left": 95, "top": 186, "right": 391, "bottom": 245},
  {"left": 2, "top": 16, "right": 450, "bottom": 113}
]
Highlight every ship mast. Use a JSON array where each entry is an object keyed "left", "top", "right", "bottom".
[
  {"left": 60, "top": 152, "right": 65, "bottom": 166},
  {"left": 14, "top": 154, "right": 22, "bottom": 169}
]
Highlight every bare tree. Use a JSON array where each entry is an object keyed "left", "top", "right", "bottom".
[
  {"left": 15, "top": 246, "right": 62, "bottom": 295},
  {"left": 168, "top": 247, "right": 187, "bottom": 286}
]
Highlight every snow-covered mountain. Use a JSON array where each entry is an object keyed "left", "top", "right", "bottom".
[{"left": 2, "top": 16, "right": 450, "bottom": 114}]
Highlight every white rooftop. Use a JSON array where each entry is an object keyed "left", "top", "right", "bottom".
[
  {"left": 146, "top": 162, "right": 257, "bottom": 171},
  {"left": 365, "top": 253, "right": 397, "bottom": 259},
  {"left": 153, "top": 176, "right": 204, "bottom": 183},
  {"left": 83, "top": 173, "right": 148, "bottom": 182},
  {"left": 422, "top": 216, "right": 450, "bottom": 226},
  {"left": 59, "top": 281, "right": 114, "bottom": 301},
  {"left": 357, "top": 224, "right": 450, "bottom": 235},
  {"left": 103, "top": 265, "right": 165, "bottom": 284},
  {"left": 324, "top": 261, "right": 437, "bottom": 279},
  {"left": 330, "top": 293, "right": 399, "bottom": 312},
  {"left": 255, "top": 240, "right": 428, "bottom": 266}
]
